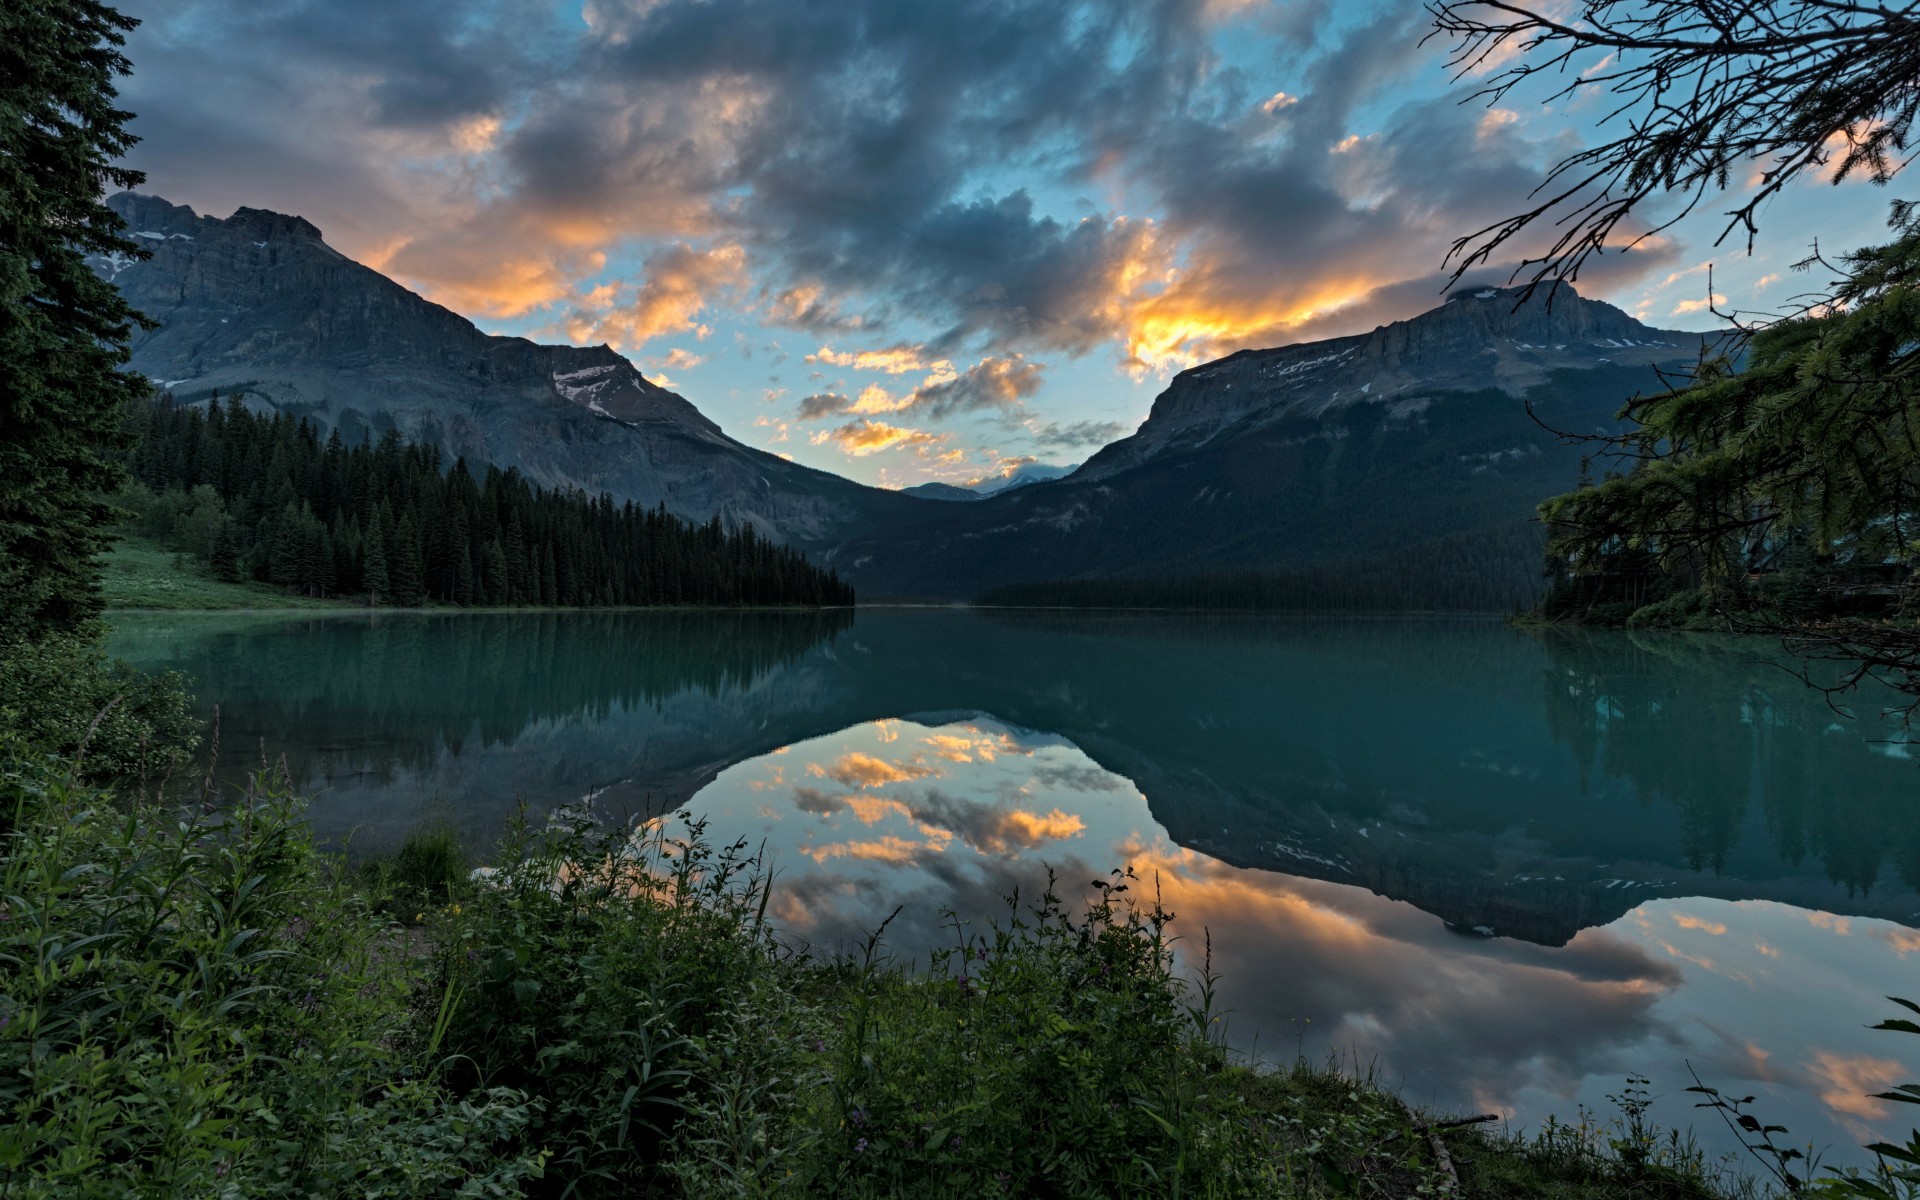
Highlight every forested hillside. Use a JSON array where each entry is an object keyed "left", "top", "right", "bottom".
[
  {"left": 121, "top": 396, "right": 854, "bottom": 607},
  {"left": 976, "top": 520, "right": 1545, "bottom": 611}
]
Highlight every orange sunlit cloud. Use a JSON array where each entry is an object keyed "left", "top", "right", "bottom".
[
  {"left": 1878, "top": 927, "right": 1920, "bottom": 957},
  {"left": 802, "top": 835, "right": 944, "bottom": 866},
  {"left": 1808, "top": 1051, "right": 1906, "bottom": 1119},
  {"left": 808, "top": 344, "right": 952, "bottom": 375},
  {"left": 923, "top": 727, "right": 1024, "bottom": 763},
  {"left": 1001, "top": 808, "right": 1086, "bottom": 843},
  {"left": 1672, "top": 913, "right": 1729, "bottom": 936},
  {"left": 573, "top": 242, "right": 748, "bottom": 351},
  {"left": 846, "top": 795, "right": 912, "bottom": 826},
  {"left": 1120, "top": 279, "right": 1374, "bottom": 374},
  {"left": 809, "top": 751, "right": 936, "bottom": 789},
  {"left": 1670, "top": 293, "right": 1727, "bottom": 316},
  {"left": 811, "top": 418, "right": 943, "bottom": 457}
]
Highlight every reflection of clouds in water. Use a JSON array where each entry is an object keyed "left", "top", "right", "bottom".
[
  {"left": 809, "top": 750, "right": 937, "bottom": 789},
  {"left": 693, "top": 716, "right": 1920, "bottom": 1163},
  {"left": 731, "top": 716, "right": 1691, "bottom": 1114},
  {"left": 1879, "top": 927, "right": 1920, "bottom": 956},
  {"left": 1808, "top": 1051, "right": 1906, "bottom": 1124},
  {"left": 1030, "top": 763, "right": 1130, "bottom": 793},
  {"left": 1118, "top": 838, "right": 1683, "bottom": 1110},
  {"left": 924, "top": 729, "right": 1025, "bottom": 763},
  {"left": 1672, "top": 913, "right": 1728, "bottom": 936}
]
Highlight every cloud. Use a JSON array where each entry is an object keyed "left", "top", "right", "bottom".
[
  {"left": 792, "top": 786, "right": 848, "bottom": 817},
  {"left": 1671, "top": 913, "right": 1728, "bottom": 936},
  {"left": 1028, "top": 419, "right": 1129, "bottom": 450},
  {"left": 903, "top": 354, "right": 1046, "bottom": 420},
  {"left": 797, "top": 392, "right": 851, "bottom": 420},
  {"left": 1808, "top": 1051, "right": 1906, "bottom": 1120},
  {"left": 809, "top": 750, "right": 936, "bottom": 789},
  {"left": 651, "top": 347, "right": 706, "bottom": 370},
  {"left": 898, "top": 789, "right": 1087, "bottom": 855},
  {"left": 807, "top": 344, "right": 947, "bottom": 375},
  {"left": 114, "top": 0, "right": 1690, "bottom": 412},
  {"left": 811, "top": 418, "right": 942, "bottom": 457},
  {"left": 1030, "top": 763, "right": 1130, "bottom": 793},
  {"left": 1671, "top": 293, "right": 1728, "bottom": 316},
  {"left": 565, "top": 241, "right": 748, "bottom": 350}
]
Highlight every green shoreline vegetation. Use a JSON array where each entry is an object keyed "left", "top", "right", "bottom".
[{"left": 0, "top": 739, "right": 1811, "bottom": 1199}]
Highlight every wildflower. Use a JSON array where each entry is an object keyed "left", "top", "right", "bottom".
[
  {"left": 850, "top": 1108, "right": 867, "bottom": 1127},
  {"left": 811, "top": 1039, "right": 827, "bottom": 1053},
  {"left": 855, "top": 1137, "right": 868, "bottom": 1153}
]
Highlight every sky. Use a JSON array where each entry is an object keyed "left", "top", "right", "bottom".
[{"left": 111, "top": 0, "right": 1900, "bottom": 489}]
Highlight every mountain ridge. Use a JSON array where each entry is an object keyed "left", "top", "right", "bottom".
[
  {"left": 1075, "top": 284, "right": 1703, "bottom": 482},
  {"left": 825, "top": 287, "right": 1715, "bottom": 601},
  {"left": 94, "top": 192, "right": 934, "bottom": 545}
]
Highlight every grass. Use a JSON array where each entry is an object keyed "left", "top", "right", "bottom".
[
  {"left": 12, "top": 736, "right": 1913, "bottom": 1198},
  {"left": 100, "top": 530, "right": 350, "bottom": 610}
]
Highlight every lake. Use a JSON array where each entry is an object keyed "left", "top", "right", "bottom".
[{"left": 108, "top": 608, "right": 1920, "bottom": 1169}]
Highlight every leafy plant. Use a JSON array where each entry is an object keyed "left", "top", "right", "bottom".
[
  {"left": 0, "top": 741, "right": 544, "bottom": 1197},
  {"left": 0, "top": 631, "right": 197, "bottom": 785}
]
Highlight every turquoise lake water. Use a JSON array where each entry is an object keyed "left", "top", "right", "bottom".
[{"left": 108, "top": 608, "right": 1920, "bottom": 1168}]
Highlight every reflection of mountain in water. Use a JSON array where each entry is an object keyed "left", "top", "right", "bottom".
[
  {"left": 110, "top": 610, "right": 1920, "bottom": 943},
  {"left": 114, "top": 610, "right": 855, "bottom": 846}
]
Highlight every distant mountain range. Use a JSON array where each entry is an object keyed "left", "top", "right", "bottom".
[
  {"left": 96, "top": 193, "right": 1714, "bottom": 606},
  {"left": 900, "top": 462, "right": 1077, "bottom": 502}
]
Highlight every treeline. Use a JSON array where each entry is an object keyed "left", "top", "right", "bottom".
[
  {"left": 976, "top": 525, "right": 1548, "bottom": 612},
  {"left": 120, "top": 395, "right": 853, "bottom": 607}
]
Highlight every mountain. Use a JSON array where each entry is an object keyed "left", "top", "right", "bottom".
[
  {"left": 899, "top": 463, "right": 1078, "bottom": 503},
  {"left": 826, "top": 286, "right": 1716, "bottom": 603},
  {"left": 969, "top": 462, "right": 1078, "bottom": 495},
  {"left": 900, "top": 481, "right": 982, "bottom": 502},
  {"left": 93, "top": 193, "right": 933, "bottom": 544}
]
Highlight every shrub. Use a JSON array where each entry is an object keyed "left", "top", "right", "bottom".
[
  {"left": 678, "top": 869, "right": 1271, "bottom": 1198},
  {"left": 0, "top": 744, "right": 545, "bottom": 1197},
  {"left": 430, "top": 804, "right": 778, "bottom": 1196},
  {"left": 362, "top": 819, "right": 470, "bottom": 920},
  {"left": 0, "top": 630, "right": 198, "bottom": 785},
  {"left": 1627, "top": 589, "right": 1714, "bottom": 631}
]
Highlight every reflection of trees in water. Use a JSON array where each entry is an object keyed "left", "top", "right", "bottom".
[
  {"left": 1536, "top": 630, "right": 1920, "bottom": 893},
  {"left": 129, "top": 611, "right": 853, "bottom": 785}
]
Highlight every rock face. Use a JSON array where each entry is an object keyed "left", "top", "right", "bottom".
[
  {"left": 1077, "top": 285, "right": 1701, "bottom": 481},
  {"left": 826, "top": 287, "right": 1716, "bottom": 601},
  {"left": 95, "top": 193, "right": 930, "bottom": 544}
]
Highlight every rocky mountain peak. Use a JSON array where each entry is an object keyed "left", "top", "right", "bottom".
[
  {"left": 225, "top": 206, "right": 328, "bottom": 244},
  {"left": 89, "top": 192, "right": 934, "bottom": 543},
  {"left": 1076, "top": 283, "right": 1708, "bottom": 481}
]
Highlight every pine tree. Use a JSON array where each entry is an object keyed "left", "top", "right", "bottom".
[
  {"left": 208, "top": 518, "right": 241, "bottom": 583},
  {"left": 388, "top": 510, "right": 426, "bottom": 607},
  {"left": 0, "top": 0, "right": 150, "bottom": 643},
  {"left": 363, "top": 508, "right": 390, "bottom": 606}
]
